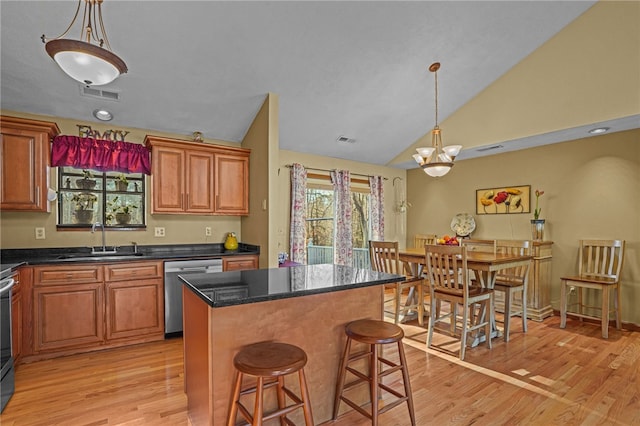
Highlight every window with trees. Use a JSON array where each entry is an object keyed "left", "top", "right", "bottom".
[
  {"left": 305, "top": 185, "right": 371, "bottom": 268},
  {"left": 57, "top": 167, "right": 146, "bottom": 229}
]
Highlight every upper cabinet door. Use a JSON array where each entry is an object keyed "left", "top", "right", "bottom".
[
  {"left": 150, "top": 145, "right": 186, "bottom": 213},
  {"left": 214, "top": 153, "right": 249, "bottom": 215},
  {"left": 185, "top": 150, "right": 215, "bottom": 213},
  {"left": 0, "top": 116, "right": 59, "bottom": 212}
]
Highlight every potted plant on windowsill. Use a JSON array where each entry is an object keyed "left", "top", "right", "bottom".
[
  {"left": 106, "top": 196, "right": 138, "bottom": 225},
  {"left": 72, "top": 192, "right": 97, "bottom": 224},
  {"left": 76, "top": 169, "right": 97, "bottom": 190},
  {"left": 116, "top": 174, "right": 129, "bottom": 192}
]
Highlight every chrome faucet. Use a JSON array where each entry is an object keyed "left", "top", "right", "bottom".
[{"left": 91, "top": 222, "right": 116, "bottom": 254}]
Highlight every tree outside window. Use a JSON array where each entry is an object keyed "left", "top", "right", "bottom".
[{"left": 305, "top": 188, "right": 370, "bottom": 268}]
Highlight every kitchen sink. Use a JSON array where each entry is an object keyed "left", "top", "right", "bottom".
[{"left": 56, "top": 252, "right": 145, "bottom": 261}]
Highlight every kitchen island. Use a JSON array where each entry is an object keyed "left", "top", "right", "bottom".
[{"left": 179, "top": 264, "right": 403, "bottom": 426}]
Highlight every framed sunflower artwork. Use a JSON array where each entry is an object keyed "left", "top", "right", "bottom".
[{"left": 476, "top": 185, "right": 531, "bottom": 215}]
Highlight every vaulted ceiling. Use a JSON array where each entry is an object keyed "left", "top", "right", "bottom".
[{"left": 1, "top": 1, "right": 638, "bottom": 168}]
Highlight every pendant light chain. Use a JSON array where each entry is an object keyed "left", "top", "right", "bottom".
[
  {"left": 434, "top": 67, "right": 439, "bottom": 128},
  {"left": 412, "top": 61, "right": 462, "bottom": 177}
]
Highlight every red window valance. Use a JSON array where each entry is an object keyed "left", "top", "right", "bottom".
[{"left": 51, "top": 135, "right": 151, "bottom": 175}]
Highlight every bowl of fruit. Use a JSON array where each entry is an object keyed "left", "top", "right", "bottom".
[{"left": 437, "top": 235, "right": 459, "bottom": 246}]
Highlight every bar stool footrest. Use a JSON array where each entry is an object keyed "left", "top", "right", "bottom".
[{"left": 339, "top": 396, "right": 374, "bottom": 420}]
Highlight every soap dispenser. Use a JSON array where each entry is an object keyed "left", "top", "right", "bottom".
[{"left": 224, "top": 232, "right": 238, "bottom": 251}]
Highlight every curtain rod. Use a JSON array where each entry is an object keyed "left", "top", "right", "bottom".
[{"left": 284, "top": 164, "right": 388, "bottom": 180}]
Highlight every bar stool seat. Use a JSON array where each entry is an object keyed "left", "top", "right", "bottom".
[
  {"left": 332, "top": 319, "right": 416, "bottom": 426},
  {"left": 227, "top": 341, "right": 314, "bottom": 426}
]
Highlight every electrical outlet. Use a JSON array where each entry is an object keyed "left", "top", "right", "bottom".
[
  {"left": 205, "top": 226, "right": 212, "bottom": 237},
  {"left": 35, "top": 227, "right": 46, "bottom": 240},
  {"left": 154, "top": 227, "right": 165, "bottom": 237}
]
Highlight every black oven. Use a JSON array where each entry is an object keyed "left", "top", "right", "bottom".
[{"left": 0, "top": 274, "right": 15, "bottom": 413}]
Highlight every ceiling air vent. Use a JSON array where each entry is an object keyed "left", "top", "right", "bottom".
[
  {"left": 476, "top": 144, "right": 503, "bottom": 152},
  {"left": 336, "top": 135, "right": 356, "bottom": 144},
  {"left": 80, "top": 85, "right": 121, "bottom": 102}
]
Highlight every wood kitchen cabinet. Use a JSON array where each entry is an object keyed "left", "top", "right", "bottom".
[
  {"left": 214, "top": 152, "right": 249, "bottom": 215},
  {"left": 32, "top": 265, "right": 105, "bottom": 353},
  {"left": 104, "top": 262, "right": 163, "bottom": 340},
  {"left": 26, "top": 261, "right": 164, "bottom": 362},
  {"left": 33, "top": 283, "right": 104, "bottom": 352},
  {"left": 145, "top": 135, "right": 250, "bottom": 215},
  {"left": 147, "top": 142, "right": 214, "bottom": 214},
  {"left": 0, "top": 115, "right": 60, "bottom": 212},
  {"left": 223, "top": 255, "right": 259, "bottom": 271}
]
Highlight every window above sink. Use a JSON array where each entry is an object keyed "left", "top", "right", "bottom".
[{"left": 57, "top": 167, "right": 146, "bottom": 230}]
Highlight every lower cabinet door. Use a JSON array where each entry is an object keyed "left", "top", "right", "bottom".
[
  {"left": 105, "top": 278, "right": 164, "bottom": 340},
  {"left": 34, "top": 283, "right": 104, "bottom": 352}
]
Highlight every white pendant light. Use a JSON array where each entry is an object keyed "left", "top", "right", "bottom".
[
  {"left": 412, "top": 62, "right": 462, "bottom": 177},
  {"left": 42, "top": 0, "right": 127, "bottom": 86}
]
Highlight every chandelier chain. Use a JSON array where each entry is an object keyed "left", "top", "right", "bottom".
[
  {"left": 434, "top": 68, "right": 439, "bottom": 127},
  {"left": 95, "top": 1, "right": 111, "bottom": 49}
]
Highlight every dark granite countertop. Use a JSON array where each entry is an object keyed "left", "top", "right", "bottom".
[
  {"left": 0, "top": 243, "right": 259, "bottom": 265},
  {"left": 179, "top": 263, "right": 403, "bottom": 307},
  {"left": 0, "top": 262, "right": 25, "bottom": 279}
]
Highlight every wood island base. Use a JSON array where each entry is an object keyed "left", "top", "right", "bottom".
[{"left": 182, "top": 284, "right": 383, "bottom": 425}]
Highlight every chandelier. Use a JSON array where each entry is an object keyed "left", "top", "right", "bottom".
[
  {"left": 412, "top": 62, "right": 462, "bottom": 177},
  {"left": 41, "top": 0, "right": 127, "bottom": 86}
]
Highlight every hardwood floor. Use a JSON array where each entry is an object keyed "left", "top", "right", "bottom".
[{"left": 1, "top": 316, "right": 638, "bottom": 425}]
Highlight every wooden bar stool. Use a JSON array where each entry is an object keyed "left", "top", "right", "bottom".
[
  {"left": 332, "top": 319, "right": 416, "bottom": 426},
  {"left": 227, "top": 341, "right": 314, "bottom": 426}
]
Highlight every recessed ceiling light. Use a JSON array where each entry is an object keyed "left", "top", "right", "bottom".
[
  {"left": 588, "top": 127, "right": 610, "bottom": 135},
  {"left": 93, "top": 109, "right": 113, "bottom": 121}
]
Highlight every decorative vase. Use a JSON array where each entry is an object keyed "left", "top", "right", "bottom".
[
  {"left": 531, "top": 219, "right": 545, "bottom": 241},
  {"left": 75, "top": 209, "right": 94, "bottom": 224},
  {"left": 116, "top": 181, "right": 128, "bottom": 191},
  {"left": 115, "top": 212, "right": 131, "bottom": 224},
  {"left": 224, "top": 232, "right": 238, "bottom": 251},
  {"left": 76, "top": 178, "right": 96, "bottom": 190}
]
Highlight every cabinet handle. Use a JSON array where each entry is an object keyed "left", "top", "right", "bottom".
[{"left": 36, "top": 186, "right": 40, "bottom": 201}]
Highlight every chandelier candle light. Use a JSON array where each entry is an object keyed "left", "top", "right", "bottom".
[
  {"left": 413, "top": 62, "right": 462, "bottom": 177},
  {"left": 41, "top": 0, "right": 127, "bottom": 86}
]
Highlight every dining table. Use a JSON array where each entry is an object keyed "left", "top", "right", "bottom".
[{"left": 399, "top": 246, "right": 533, "bottom": 345}]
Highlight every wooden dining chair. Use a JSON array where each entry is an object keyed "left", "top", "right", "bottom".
[
  {"left": 369, "top": 241, "right": 424, "bottom": 326},
  {"left": 494, "top": 240, "right": 532, "bottom": 342},
  {"left": 560, "top": 239, "right": 626, "bottom": 338},
  {"left": 460, "top": 239, "right": 496, "bottom": 284},
  {"left": 414, "top": 233, "right": 437, "bottom": 248},
  {"left": 424, "top": 244, "right": 493, "bottom": 360}
]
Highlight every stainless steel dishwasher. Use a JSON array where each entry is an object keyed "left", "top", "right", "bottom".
[{"left": 164, "top": 258, "right": 223, "bottom": 337}]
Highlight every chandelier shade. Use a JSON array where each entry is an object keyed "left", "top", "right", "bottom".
[
  {"left": 413, "top": 62, "right": 462, "bottom": 177},
  {"left": 42, "top": 0, "right": 127, "bottom": 86}
]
